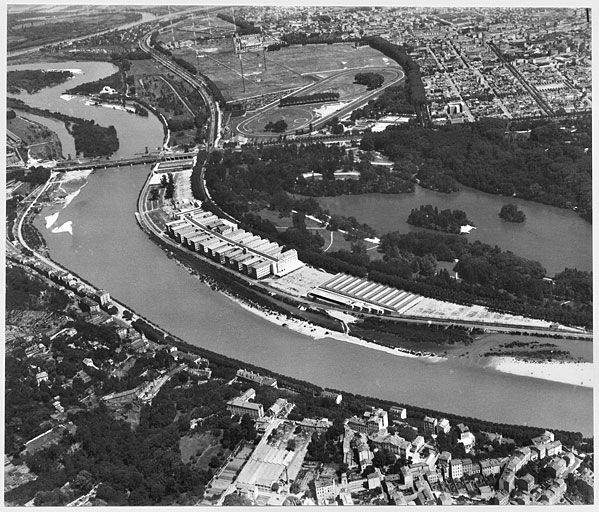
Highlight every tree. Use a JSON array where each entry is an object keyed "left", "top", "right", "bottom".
[
  {"left": 223, "top": 493, "right": 253, "bottom": 506},
  {"left": 264, "top": 119, "right": 288, "bottom": 133}
]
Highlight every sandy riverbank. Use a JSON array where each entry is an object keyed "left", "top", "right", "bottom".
[
  {"left": 229, "top": 294, "right": 447, "bottom": 363},
  {"left": 174, "top": 246, "right": 591, "bottom": 387},
  {"left": 487, "top": 356, "right": 593, "bottom": 388}
]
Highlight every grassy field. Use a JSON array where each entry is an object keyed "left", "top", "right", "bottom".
[
  {"left": 129, "top": 60, "right": 199, "bottom": 148},
  {"left": 8, "top": 115, "right": 63, "bottom": 160},
  {"left": 159, "top": 14, "right": 234, "bottom": 43},
  {"left": 171, "top": 42, "right": 398, "bottom": 102},
  {"left": 180, "top": 431, "right": 232, "bottom": 472}
]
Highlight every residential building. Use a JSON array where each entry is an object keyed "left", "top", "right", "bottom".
[
  {"left": 297, "top": 418, "right": 332, "bottom": 434},
  {"left": 450, "top": 458, "right": 463, "bottom": 480},
  {"left": 423, "top": 416, "right": 438, "bottom": 434},
  {"left": 389, "top": 406, "right": 407, "bottom": 421},
  {"left": 346, "top": 408, "right": 388, "bottom": 434},
  {"left": 267, "top": 398, "right": 294, "bottom": 418},
  {"left": 479, "top": 458, "right": 502, "bottom": 476},
  {"left": 226, "top": 388, "right": 264, "bottom": 419},
  {"left": 499, "top": 469, "right": 516, "bottom": 493},
  {"left": 314, "top": 477, "right": 337, "bottom": 505},
  {"left": 493, "top": 490, "right": 510, "bottom": 505},
  {"left": 368, "top": 431, "right": 413, "bottom": 458},
  {"left": 436, "top": 418, "right": 451, "bottom": 434},
  {"left": 95, "top": 290, "right": 111, "bottom": 306},
  {"left": 547, "top": 457, "right": 568, "bottom": 479},
  {"left": 517, "top": 473, "right": 535, "bottom": 492},
  {"left": 321, "top": 390, "right": 343, "bottom": 404},
  {"left": 35, "top": 371, "right": 49, "bottom": 386},
  {"left": 236, "top": 369, "right": 278, "bottom": 388}
]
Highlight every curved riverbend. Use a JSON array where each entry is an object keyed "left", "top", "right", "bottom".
[
  {"left": 34, "top": 164, "right": 593, "bottom": 435},
  {"left": 7, "top": 61, "right": 165, "bottom": 159}
]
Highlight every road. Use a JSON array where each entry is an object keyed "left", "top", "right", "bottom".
[
  {"left": 135, "top": 174, "right": 591, "bottom": 339},
  {"left": 139, "top": 31, "right": 220, "bottom": 151},
  {"left": 235, "top": 67, "right": 405, "bottom": 138},
  {"left": 487, "top": 42, "right": 554, "bottom": 116},
  {"left": 7, "top": 7, "right": 205, "bottom": 59}
]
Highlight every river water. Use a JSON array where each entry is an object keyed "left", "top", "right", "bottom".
[
  {"left": 7, "top": 60, "right": 164, "bottom": 159},
  {"left": 34, "top": 164, "right": 593, "bottom": 435},
  {"left": 21, "top": 60, "right": 593, "bottom": 436},
  {"left": 318, "top": 186, "right": 592, "bottom": 276},
  {"left": 15, "top": 110, "right": 76, "bottom": 159}
]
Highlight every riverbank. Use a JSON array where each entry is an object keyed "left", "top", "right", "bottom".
[
  {"left": 229, "top": 293, "right": 446, "bottom": 363},
  {"left": 487, "top": 356, "right": 593, "bottom": 388},
  {"left": 7, "top": 97, "right": 120, "bottom": 158},
  {"left": 141, "top": 202, "right": 593, "bottom": 389},
  {"left": 7, "top": 113, "right": 64, "bottom": 161}
]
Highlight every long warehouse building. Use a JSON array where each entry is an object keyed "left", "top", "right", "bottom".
[
  {"left": 309, "top": 273, "right": 424, "bottom": 315},
  {"left": 165, "top": 206, "right": 303, "bottom": 279}
]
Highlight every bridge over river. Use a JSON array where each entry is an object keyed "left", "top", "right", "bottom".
[{"left": 53, "top": 151, "right": 198, "bottom": 172}]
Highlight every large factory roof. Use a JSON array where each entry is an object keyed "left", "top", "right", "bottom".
[{"left": 312, "top": 274, "right": 423, "bottom": 314}]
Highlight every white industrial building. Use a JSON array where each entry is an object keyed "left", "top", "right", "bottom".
[{"left": 165, "top": 207, "right": 303, "bottom": 279}]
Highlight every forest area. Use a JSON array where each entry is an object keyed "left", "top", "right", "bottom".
[
  {"left": 361, "top": 116, "right": 592, "bottom": 222},
  {"left": 197, "top": 142, "right": 592, "bottom": 328}
]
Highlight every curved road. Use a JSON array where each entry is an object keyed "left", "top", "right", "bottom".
[
  {"left": 139, "top": 31, "right": 220, "bottom": 151},
  {"left": 236, "top": 67, "right": 404, "bottom": 138}
]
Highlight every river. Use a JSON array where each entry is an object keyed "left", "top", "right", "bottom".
[
  {"left": 318, "top": 186, "right": 592, "bottom": 276},
  {"left": 15, "top": 110, "right": 76, "bottom": 159},
  {"left": 7, "top": 60, "right": 164, "bottom": 159},
  {"left": 20, "top": 58, "right": 592, "bottom": 436},
  {"left": 8, "top": 11, "right": 156, "bottom": 58},
  {"left": 34, "top": 164, "right": 593, "bottom": 436}
]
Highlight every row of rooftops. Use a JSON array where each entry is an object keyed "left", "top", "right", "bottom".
[
  {"left": 166, "top": 207, "right": 299, "bottom": 277},
  {"left": 314, "top": 273, "right": 423, "bottom": 314}
]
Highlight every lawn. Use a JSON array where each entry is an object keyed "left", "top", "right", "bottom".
[
  {"left": 180, "top": 431, "right": 231, "bottom": 471},
  {"left": 170, "top": 42, "right": 398, "bottom": 102}
]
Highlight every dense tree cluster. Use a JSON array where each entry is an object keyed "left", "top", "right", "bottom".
[
  {"left": 367, "top": 117, "right": 592, "bottom": 219},
  {"left": 167, "top": 117, "right": 195, "bottom": 131},
  {"left": 6, "top": 266, "right": 69, "bottom": 312},
  {"left": 407, "top": 205, "right": 472, "bottom": 233},
  {"left": 364, "top": 36, "right": 428, "bottom": 123},
  {"left": 69, "top": 121, "right": 119, "bottom": 157},
  {"left": 8, "top": 70, "right": 73, "bottom": 94},
  {"left": 281, "top": 33, "right": 358, "bottom": 45},
  {"left": 306, "top": 419, "right": 345, "bottom": 463},
  {"left": 216, "top": 13, "right": 261, "bottom": 35},
  {"left": 499, "top": 203, "right": 526, "bottom": 223},
  {"left": 350, "top": 85, "right": 416, "bottom": 121},
  {"left": 66, "top": 71, "right": 123, "bottom": 96},
  {"left": 264, "top": 119, "right": 288, "bottom": 133},
  {"left": 352, "top": 318, "right": 476, "bottom": 346},
  {"left": 379, "top": 231, "right": 591, "bottom": 326},
  {"left": 160, "top": 173, "right": 175, "bottom": 200},
  {"left": 199, "top": 145, "right": 591, "bottom": 327},
  {"left": 10, "top": 166, "right": 52, "bottom": 185},
  {"left": 354, "top": 72, "right": 385, "bottom": 90},
  {"left": 280, "top": 92, "right": 339, "bottom": 107},
  {"left": 203, "top": 144, "right": 413, "bottom": 214},
  {"left": 7, "top": 97, "right": 120, "bottom": 158}
]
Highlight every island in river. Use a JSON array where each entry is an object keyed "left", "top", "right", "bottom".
[{"left": 7, "top": 69, "right": 74, "bottom": 94}]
